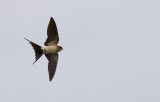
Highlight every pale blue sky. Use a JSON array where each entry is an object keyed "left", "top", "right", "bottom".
[{"left": 0, "top": 0, "right": 160, "bottom": 102}]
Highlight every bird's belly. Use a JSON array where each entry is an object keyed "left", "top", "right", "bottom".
[
  {"left": 47, "top": 48, "right": 57, "bottom": 55},
  {"left": 43, "top": 46, "right": 57, "bottom": 55}
]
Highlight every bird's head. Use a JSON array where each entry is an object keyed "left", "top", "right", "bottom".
[{"left": 57, "top": 46, "right": 63, "bottom": 52}]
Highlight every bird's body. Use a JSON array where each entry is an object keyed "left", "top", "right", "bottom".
[
  {"left": 42, "top": 45, "right": 58, "bottom": 55},
  {"left": 25, "top": 17, "right": 62, "bottom": 81}
]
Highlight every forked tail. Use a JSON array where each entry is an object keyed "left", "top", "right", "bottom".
[{"left": 24, "top": 38, "right": 43, "bottom": 64}]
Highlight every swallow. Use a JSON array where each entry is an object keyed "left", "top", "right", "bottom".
[{"left": 24, "top": 17, "right": 63, "bottom": 81}]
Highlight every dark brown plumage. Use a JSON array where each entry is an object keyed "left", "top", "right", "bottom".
[
  {"left": 24, "top": 38, "right": 43, "bottom": 64},
  {"left": 45, "top": 54, "right": 58, "bottom": 81},
  {"left": 45, "top": 17, "right": 59, "bottom": 46}
]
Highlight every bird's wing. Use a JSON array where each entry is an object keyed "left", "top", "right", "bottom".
[
  {"left": 44, "top": 17, "right": 59, "bottom": 46},
  {"left": 24, "top": 38, "right": 43, "bottom": 64},
  {"left": 45, "top": 53, "right": 58, "bottom": 81}
]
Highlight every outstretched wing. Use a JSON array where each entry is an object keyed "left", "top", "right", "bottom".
[
  {"left": 24, "top": 38, "right": 43, "bottom": 64},
  {"left": 45, "top": 53, "right": 58, "bottom": 81},
  {"left": 44, "top": 17, "right": 59, "bottom": 46}
]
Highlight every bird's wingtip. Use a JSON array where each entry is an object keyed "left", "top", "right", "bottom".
[
  {"left": 49, "top": 77, "right": 53, "bottom": 81},
  {"left": 50, "top": 17, "right": 54, "bottom": 21}
]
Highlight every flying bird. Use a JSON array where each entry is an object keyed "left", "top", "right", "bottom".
[{"left": 24, "top": 17, "right": 63, "bottom": 81}]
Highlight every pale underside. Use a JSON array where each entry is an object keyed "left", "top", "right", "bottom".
[{"left": 42, "top": 45, "right": 58, "bottom": 55}]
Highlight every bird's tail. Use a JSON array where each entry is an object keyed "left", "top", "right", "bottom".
[{"left": 24, "top": 38, "right": 43, "bottom": 64}]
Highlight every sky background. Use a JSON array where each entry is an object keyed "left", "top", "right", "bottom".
[{"left": 0, "top": 0, "right": 160, "bottom": 102}]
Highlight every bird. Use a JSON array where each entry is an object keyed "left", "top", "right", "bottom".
[{"left": 24, "top": 17, "right": 63, "bottom": 81}]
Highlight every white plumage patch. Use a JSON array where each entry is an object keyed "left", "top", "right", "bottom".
[{"left": 42, "top": 45, "right": 58, "bottom": 55}]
